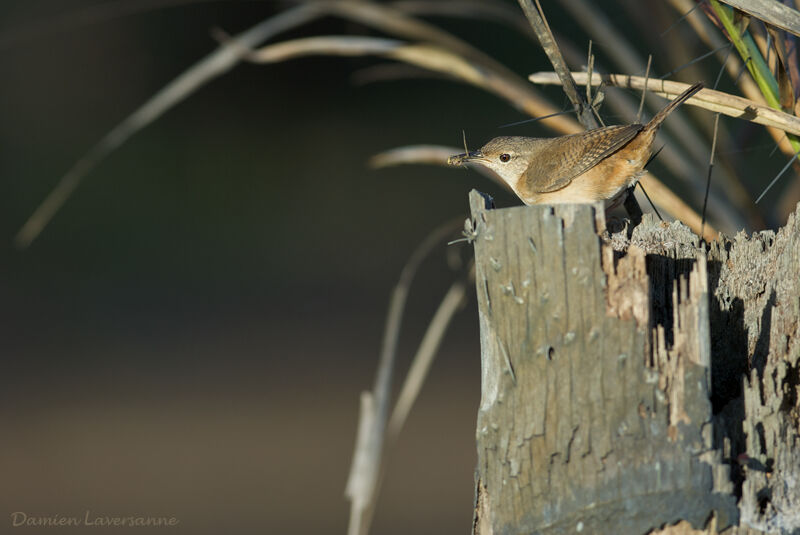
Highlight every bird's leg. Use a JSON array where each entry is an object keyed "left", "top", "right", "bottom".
[{"left": 623, "top": 186, "right": 643, "bottom": 228}]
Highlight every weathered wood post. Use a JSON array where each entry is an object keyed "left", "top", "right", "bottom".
[{"left": 468, "top": 190, "right": 800, "bottom": 534}]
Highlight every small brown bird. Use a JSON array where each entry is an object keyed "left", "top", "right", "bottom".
[{"left": 449, "top": 82, "right": 703, "bottom": 208}]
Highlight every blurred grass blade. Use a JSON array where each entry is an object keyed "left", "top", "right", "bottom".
[
  {"left": 388, "top": 276, "right": 469, "bottom": 438},
  {"left": 15, "top": 4, "right": 327, "bottom": 248},
  {"left": 239, "top": 34, "right": 582, "bottom": 134},
  {"left": 369, "top": 145, "right": 464, "bottom": 169},
  {"left": 709, "top": 0, "right": 781, "bottom": 106},
  {"left": 369, "top": 144, "right": 514, "bottom": 192},
  {"left": 345, "top": 391, "right": 377, "bottom": 535},
  {"left": 344, "top": 217, "right": 463, "bottom": 535},
  {"left": 318, "top": 1, "right": 575, "bottom": 128}
]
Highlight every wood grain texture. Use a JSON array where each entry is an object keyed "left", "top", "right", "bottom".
[{"left": 466, "top": 192, "right": 800, "bottom": 534}]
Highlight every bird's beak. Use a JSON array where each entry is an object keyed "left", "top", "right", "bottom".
[{"left": 447, "top": 150, "right": 483, "bottom": 166}]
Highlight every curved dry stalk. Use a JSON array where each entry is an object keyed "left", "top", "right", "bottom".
[
  {"left": 14, "top": 4, "right": 329, "bottom": 248},
  {"left": 345, "top": 217, "right": 463, "bottom": 535},
  {"left": 17, "top": 0, "right": 583, "bottom": 247},
  {"left": 303, "top": 1, "right": 583, "bottom": 132},
  {"left": 387, "top": 272, "right": 470, "bottom": 438},
  {"left": 369, "top": 144, "right": 463, "bottom": 168},
  {"left": 322, "top": 1, "right": 526, "bottom": 81},
  {"left": 241, "top": 35, "right": 582, "bottom": 134},
  {"left": 530, "top": 72, "right": 800, "bottom": 136}
]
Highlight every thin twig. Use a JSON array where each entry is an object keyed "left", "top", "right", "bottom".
[
  {"left": 639, "top": 175, "right": 719, "bottom": 240},
  {"left": 755, "top": 151, "right": 800, "bottom": 203},
  {"left": 714, "top": 44, "right": 735, "bottom": 89},
  {"left": 498, "top": 108, "right": 578, "bottom": 128},
  {"left": 558, "top": 0, "right": 711, "bottom": 169},
  {"left": 702, "top": 114, "right": 721, "bottom": 237},
  {"left": 659, "top": 43, "right": 732, "bottom": 79},
  {"left": 636, "top": 182, "right": 664, "bottom": 221},
  {"left": 586, "top": 40, "right": 594, "bottom": 110},
  {"left": 516, "top": 0, "right": 598, "bottom": 129},
  {"left": 660, "top": 3, "right": 700, "bottom": 37},
  {"left": 638, "top": 55, "right": 652, "bottom": 122}
]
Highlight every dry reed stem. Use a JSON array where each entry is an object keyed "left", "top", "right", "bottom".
[
  {"left": 561, "top": 0, "right": 756, "bottom": 230},
  {"left": 529, "top": 72, "right": 800, "bottom": 136},
  {"left": 558, "top": 0, "right": 713, "bottom": 174}
]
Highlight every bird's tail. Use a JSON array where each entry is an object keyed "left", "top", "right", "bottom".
[{"left": 644, "top": 82, "right": 703, "bottom": 131}]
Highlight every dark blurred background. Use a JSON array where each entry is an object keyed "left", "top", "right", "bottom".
[{"left": 0, "top": 1, "right": 795, "bottom": 534}]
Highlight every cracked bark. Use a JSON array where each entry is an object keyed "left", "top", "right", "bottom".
[{"left": 468, "top": 190, "right": 800, "bottom": 535}]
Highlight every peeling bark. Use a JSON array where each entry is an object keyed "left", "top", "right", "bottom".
[{"left": 468, "top": 190, "right": 800, "bottom": 535}]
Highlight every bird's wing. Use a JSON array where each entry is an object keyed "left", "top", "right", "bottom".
[{"left": 522, "top": 124, "right": 643, "bottom": 193}]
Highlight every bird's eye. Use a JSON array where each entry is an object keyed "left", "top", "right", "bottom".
[{"left": 499, "top": 153, "right": 511, "bottom": 163}]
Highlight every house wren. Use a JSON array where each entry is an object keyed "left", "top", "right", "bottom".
[{"left": 448, "top": 82, "right": 703, "bottom": 208}]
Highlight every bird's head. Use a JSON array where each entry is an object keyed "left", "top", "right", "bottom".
[{"left": 448, "top": 136, "right": 549, "bottom": 192}]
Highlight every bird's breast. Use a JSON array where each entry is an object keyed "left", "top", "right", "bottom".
[{"left": 520, "top": 131, "right": 655, "bottom": 205}]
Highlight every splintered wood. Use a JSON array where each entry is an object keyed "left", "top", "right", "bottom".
[{"left": 467, "top": 190, "right": 800, "bottom": 535}]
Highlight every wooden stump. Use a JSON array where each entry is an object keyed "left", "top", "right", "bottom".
[{"left": 468, "top": 190, "right": 800, "bottom": 535}]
